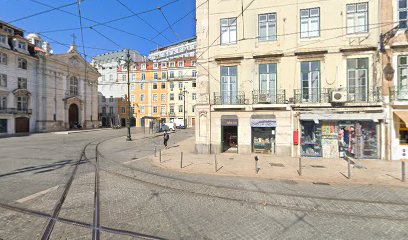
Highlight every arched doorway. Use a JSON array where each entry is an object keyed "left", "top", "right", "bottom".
[
  {"left": 15, "top": 117, "right": 29, "bottom": 133},
  {"left": 69, "top": 104, "right": 79, "bottom": 128}
]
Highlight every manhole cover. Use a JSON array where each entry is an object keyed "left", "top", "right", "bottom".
[
  {"left": 313, "top": 182, "right": 330, "bottom": 186},
  {"left": 310, "top": 165, "right": 326, "bottom": 168},
  {"left": 270, "top": 163, "right": 285, "bottom": 167}
]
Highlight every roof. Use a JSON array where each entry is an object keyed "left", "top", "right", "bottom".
[
  {"left": 150, "top": 37, "right": 196, "bottom": 53},
  {"left": 0, "top": 20, "right": 25, "bottom": 32}
]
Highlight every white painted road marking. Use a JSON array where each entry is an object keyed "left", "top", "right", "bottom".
[{"left": 15, "top": 185, "right": 59, "bottom": 203}]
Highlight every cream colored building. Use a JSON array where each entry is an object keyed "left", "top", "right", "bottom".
[{"left": 196, "top": 0, "right": 386, "bottom": 160}]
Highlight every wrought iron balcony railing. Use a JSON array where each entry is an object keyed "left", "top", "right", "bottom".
[
  {"left": 213, "top": 91, "right": 246, "bottom": 105},
  {"left": 294, "top": 88, "right": 331, "bottom": 104},
  {"left": 0, "top": 108, "right": 32, "bottom": 114},
  {"left": 294, "top": 87, "right": 382, "bottom": 104},
  {"left": 252, "top": 90, "right": 286, "bottom": 104},
  {"left": 347, "top": 87, "right": 382, "bottom": 103}
]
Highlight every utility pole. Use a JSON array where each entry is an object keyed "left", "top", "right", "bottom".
[{"left": 117, "top": 49, "right": 132, "bottom": 141}]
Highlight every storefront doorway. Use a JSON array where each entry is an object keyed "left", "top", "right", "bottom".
[
  {"left": 15, "top": 117, "right": 29, "bottom": 133},
  {"left": 251, "top": 115, "right": 276, "bottom": 154},
  {"left": 221, "top": 115, "right": 238, "bottom": 153}
]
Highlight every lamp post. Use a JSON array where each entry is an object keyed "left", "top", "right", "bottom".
[
  {"left": 117, "top": 50, "right": 132, "bottom": 141},
  {"left": 180, "top": 86, "right": 188, "bottom": 128}
]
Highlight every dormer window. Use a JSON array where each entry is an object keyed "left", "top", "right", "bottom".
[
  {"left": 178, "top": 61, "right": 184, "bottom": 67},
  {"left": 18, "top": 58, "right": 27, "bottom": 70},
  {"left": 0, "top": 35, "right": 6, "bottom": 44},
  {"left": 192, "top": 60, "right": 196, "bottom": 66},
  {"left": 34, "top": 39, "right": 42, "bottom": 48},
  {"left": 153, "top": 63, "right": 158, "bottom": 69},
  {"left": 18, "top": 41, "right": 26, "bottom": 50},
  {"left": 3, "top": 26, "right": 14, "bottom": 35},
  {"left": 161, "top": 62, "right": 167, "bottom": 68},
  {"left": 170, "top": 62, "right": 175, "bottom": 68},
  {"left": 141, "top": 63, "right": 146, "bottom": 69}
]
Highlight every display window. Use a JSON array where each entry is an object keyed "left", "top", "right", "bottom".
[
  {"left": 252, "top": 127, "right": 275, "bottom": 154},
  {"left": 399, "top": 121, "right": 408, "bottom": 145},
  {"left": 301, "top": 121, "right": 322, "bottom": 157}
]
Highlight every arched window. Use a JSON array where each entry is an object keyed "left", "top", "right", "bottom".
[{"left": 70, "top": 76, "right": 79, "bottom": 96}]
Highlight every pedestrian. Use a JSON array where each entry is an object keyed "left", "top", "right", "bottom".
[{"left": 163, "top": 131, "right": 170, "bottom": 148}]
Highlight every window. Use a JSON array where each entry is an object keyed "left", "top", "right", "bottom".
[
  {"left": 140, "top": 83, "right": 145, "bottom": 90},
  {"left": 102, "top": 96, "right": 106, "bottom": 102},
  {"left": 162, "top": 72, "right": 167, "bottom": 79},
  {"left": 153, "top": 106, "right": 158, "bottom": 113},
  {"left": 300, "top": 8, "right": 320, "bottom": 38},
  {"left": 192, "top": 106, "right": 195, "bottom": 113},
  {"left": 259, "top": 13, "right": 277, "bottom": 41},
  {"left": 161, "top": 62, "right": 167, "bottom": 68},
  {"left": 141, "top": 73, "right": 146, "bottom": 80},
  {"left": 221, "top": 66, "right": 238, "bottom": 104},
  {"left": 161, "top": 106, "right": 166, "bottom": 116},
  {"left": 0, "top": 119, "right": 7, "bottom": 133},
  {"left": 132, "top": 74, "right": 136, "bottom": 82},
  {"left": 130, "top": 94, "right": 135, "bottom": 102},
  {"left": 109, "top": 74, "right": 113, "bottom": 81},
  {"left": 132, "top": 64, "right": 137, "bottom": 70},
  {"left": 221, "top": 18, "right": 237, "bottom": 44},
  {"left": 347, "top": 58, "right": 368, "bottom": 101},
  {"left": 3, "top": 26, "right": 14, "bottom": 35},
  {"left": 154, "top": 73, "right": 158, "bottom": 79},
  {"left": 178, "top": 82, "right": 183, "bottom": 89},
  {"left": 18, "top": 58, "right": 27, "bottom": 69},
  {"left": 346, "top": 3, "right": 368, "bottom": 34},
  {"left": 0, "top": 74, "right": 7, "bottom": 87},
  {"left": 161, "top": 82, "right": 166, "bottom": 89},
  {"left": 0, "top": 35, "right": 6, "bottom": 44},
  {"left": 153, "top": 94, "right": 158, "bottom": 102},
  {"left": 259, "top": 64, "right": 277, "bottom": 102},
  {"left": 170, "top": 93, "right": 174, "bottom": 100},
  {"left": 191, "top": 70, "right": 197, "bottom": 78},
  {"left": 109, "top": 107, "right": 113, "bottom": 113},
  {"left": 170, "top": 62, "right": 175, "bottom": 67},
  {"left": 18, "top": 41, "right": 26, "bottom": 50},
  {"left": 110, "top": 96, "right": 113, "bottom": 102},
  {"left": 140, "top": 106, "right": 145, "bottom": 114},
  {"left": 141, "top": 63, "right": 146, "bottom": 69},
  {"left": 17, "top": 96, "right": 28, "bottom": 110},
  {"left": 122, "top": 75, "right": 126, "bottom": 81},
  {"left": 398, "top": 56, "right": 408, "bottom": 99},
  {"left": 140, "top": 94, "right": 145, "bottom": 102},
  {"left": 154, "top": 63, "right": 158, "bottom": 69},
  {"left": 161, "top": 94, "right": 166, "bottom": 101},
  {"left": 170, "top": 71, "right": 175, "bottom": 78},
  {"left": 0, "top": 96, "right": 7, "bottom": 109},
  {"left": 178, "top": 105, "right": 183, "bottom": 112},
  {"left": 131, "top": 84, "right": 135, "bottom": 90},
  {"left": 70, "top": 76, "right": 79, "bottom": 95},
  {"left": 121, "top": 107, "right": 126, "bottom": 113},
  {"left": 0, "top": 52, "right": 6, "bottom": 65},
  {"left": 192, "top": 93, "right": 197, "bottom": 100},
  {"left": 170, "top": 105, "right": 174, "bottom": 113},
  {"left": 178, "top": 61, "right": 184, "bottom": 67},
  {"left": 192, "top": 81, "right": 196, "bottom": 88},
  {"left": 301, "top": 61, "right": 320, "bottom": 103},
  {"left": 170, "top": 82, "right": 175, "bottom": 89},
  {"left": 101, "top": 76, "right": 105, "bottom": 82},
  {"left": 191, "top": 60, "right": 196, "bottom": 66},
  {"left": 131, "top": 106, "right": 135, "bottom": 114},
  {"left": 179, "top": 93, "right": 183, "bottom": 101},
  {"left": 153, "top": 83, "right": 158, "bottom": 90},
  {"left": 102, "top": 107, "right": 106, "bottom": 114},
  {"left": 399, "top": 0, "right": 408, "bottom": 29}
]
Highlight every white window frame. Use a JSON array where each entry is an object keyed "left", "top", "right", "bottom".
[
  {"left": 153, "top": 94, "right": 158, "bottom": 102},
  {"left": 161, "top": 93, "right": 166, "bottom": 101},
  {"left": 140, "top": 106, "right": 145, "bottom": 114},
  {"left": 0, "top": 74, "right": 7, "bottom": 87},
  {"left": 220, "top": 17, "right": 237, "bottom": 45},
  {"left": 346, "top": 2, "right": 369, "bottom": 34},
  {"left": 300, "top": 8, "right": 320, "bottom": 38},
  {"left": 347, "top": 58, "right": 369, "bottom": 102},
  {"left": 70, "top": 76, "right": 79, "bottom": 96},
  {"left": 0, "top": 52, "right": 6, "bottom": 65},
  {"left": 259, "top": 13, "right": 277, "bottom": 41},
  {"left": 0, "top": 35, "right": 6, "bottom": 44},
  {"left": 18, "top": 58, "right": 27, "bottom": 69},
  {"left": 153, "top": 106, "right": 158, "bottom": 113},
  {"left": 18, "top": 41, "right": 26, "bottom": 50},
  {"left": 18, "top": 77, "right": 27, "bottom": 89},
  {"left": 399, "top": 0, "right": 408, "bottom": 29},
  {"left": 178, "top": 61, "right": 184, "bottom": 67},
  {"left": 153, "top": 63, "right": 158, "bottom": 69},
  {"left": 140, "top": 94, "right": 145, "bottom": 102},
  {"left": 170, "top": 93, "right": 174, "bottom": 100}
]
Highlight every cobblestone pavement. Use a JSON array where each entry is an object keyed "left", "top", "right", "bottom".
[{"left": 0, "top": 128, "right": 407, "bottom": 239}]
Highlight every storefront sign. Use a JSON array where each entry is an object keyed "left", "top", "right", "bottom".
[
  {"left": 221, "top": 119, "right": 238, "bottom": 126},
  {"left": 251, "top": 119, "right": 276, "bottom": 127}
]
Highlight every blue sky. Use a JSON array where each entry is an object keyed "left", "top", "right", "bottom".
[{"left": 0, "top": 0, "right": 196, "bottom": 59}]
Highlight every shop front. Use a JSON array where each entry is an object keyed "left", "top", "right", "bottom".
[
  {"left": 392, "top": 111, "right": 408, "bottom": 160},
  {"left": 251, "top": 115, "right": 276, "bottom": 154},
  {"left": 300, "top": 113, "right": 383, "bottom": 159},
  {"left": 221, "top": 115, "right": 238, "bottom": 153}
]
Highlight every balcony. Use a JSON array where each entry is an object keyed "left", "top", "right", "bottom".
[
  {"left": 213, "top": 92, "right": 246, "bottom": 105},
  {"left": 252, "top": 90, "right": 286, "bottom": 104},
  {"left": 294, "top": 87, "right": 382, "bottom": 104},
  {"left": 168, "top": 112, "right": 176, "bottom": 117},
  {"left": 389, "top": 87, "right": 408, "bottom": 102},
  {"left": 0, "top": 108, "right": 32, "bottom": 114},
  {"left": 65, "top": 90, "right": 79, "bottom": 98}
]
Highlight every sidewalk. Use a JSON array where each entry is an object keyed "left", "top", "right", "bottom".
[{"left": 152, "top": 136, "right": 407, "bottom": 186}]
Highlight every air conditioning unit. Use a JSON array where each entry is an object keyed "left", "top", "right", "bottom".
[{"left": 331, "top": 91, "right": 347, "bottom": 103}]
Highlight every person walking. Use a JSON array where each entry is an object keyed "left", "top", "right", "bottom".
[{"left": 163, "top": 131, "right": 170, "bottom": 148}]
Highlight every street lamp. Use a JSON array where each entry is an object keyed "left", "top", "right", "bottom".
[
  {"left": 117, "top": 49, "right": 132, "bottom": 141},
  {"left": 180, "top": 86, "right": 188, "bottom": 128}
]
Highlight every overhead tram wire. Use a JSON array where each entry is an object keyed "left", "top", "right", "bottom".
[
  {"left": 90, "top": 27, "right": 122, "bottom": 48},
  {"left": 114, "top": 0, "right": 174, "bottom": 44},
  {"left": 8, "top": 1, "right": 78, "bottom": 23}
]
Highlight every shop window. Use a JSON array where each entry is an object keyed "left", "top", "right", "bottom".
[
  {"left": 0, "top": 119, "right": 7, "bottom": 133},
  {"left": 301, "top": 121, "right": 322, "bottom": 157},
  {"left": 252, "top": 127, "right": 275, "bottom": 154},
  {"left": 400, "top": 121, "right": 408, "bottom": 145}
]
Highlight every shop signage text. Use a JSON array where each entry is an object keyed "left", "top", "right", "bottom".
[
  {"left": 251, "top": 119, "right": 276, "bottom": 127},
  {"left": 221, "top": 119, "right": 238, "bottom": 126}
]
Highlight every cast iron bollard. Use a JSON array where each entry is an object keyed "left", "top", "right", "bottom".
[
  {"left": 159, "top": 150, "right": 162, "bottom": 163},
  {"left": 348, "top": 157, "right": 352, "bottom": 179},
  {"left": 298, "top": 157, "right": 302, "bottom": 176},
  {"left": 255, "top": 156, "right": 259, "bottom": 174},
  {"left": 214, "top": 154, "right": 217, "bottom": 172},
  {"left": 154, "top": 146, "right": 156, "bottom": 157},
  {"left": 180, "top": 152, "right": 183, "bottom": 169},
  {"left": 402, "top": 161, "right": 406, "bottom": 182}
]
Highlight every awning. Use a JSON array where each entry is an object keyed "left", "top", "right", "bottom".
[
  {"left": 300, "top": 113, "right": 385, "bottom": 121},
  {"left": 394, "top": 111, "right": 408, "bottom": 124}
]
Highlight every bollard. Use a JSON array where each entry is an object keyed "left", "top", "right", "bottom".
[
  {"left": 255, "top": 156, "right": 259, "bottom": 174},
  {"left": 402, "top": 161, "right": 406, "bottom": 182},
  {"left": 298, "top": 157, "right": 302, "bottom": 176},
  {"left": 180, "top": 152, "right": 183, "bottom": 169},
  {"left": 154, "top": 146, "right": 157, "bottom": 157},
  {"left": 348, "top": 157, "right": 352, "bottom": 179},
  {"left": 214, "top": 154, "right": 217, "bottom": 172},
  {"left": 159, "top": 150, "right": 162, "bottom": 163}
]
